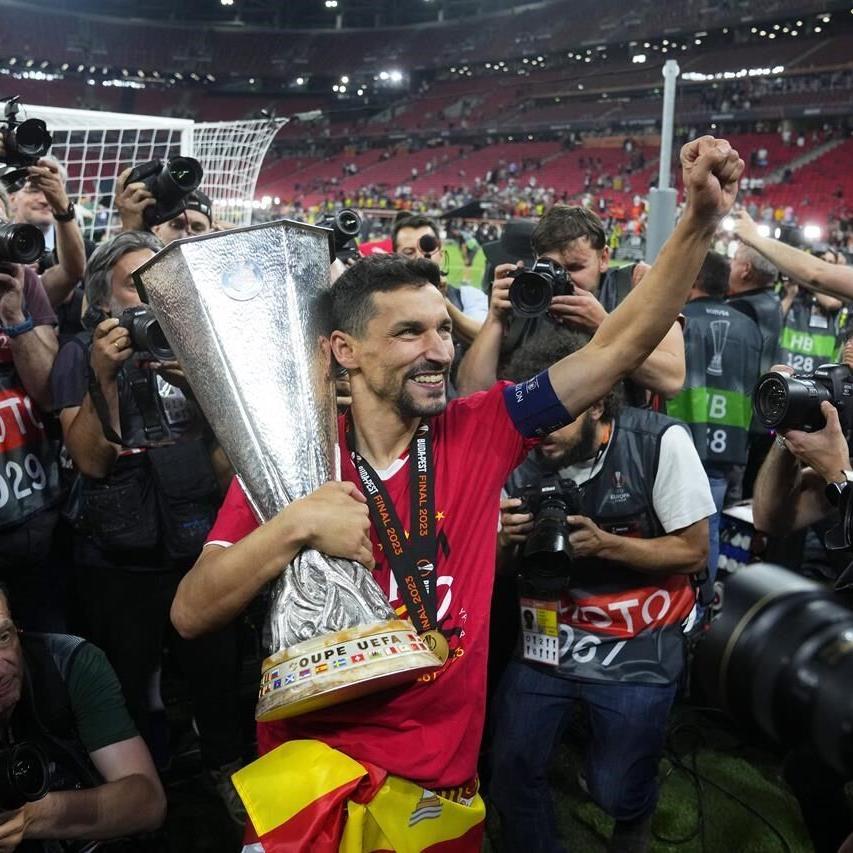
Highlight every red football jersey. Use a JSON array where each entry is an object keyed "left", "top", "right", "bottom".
[{"left": 205, "top": 382, "right": 534, "bottom": 788}]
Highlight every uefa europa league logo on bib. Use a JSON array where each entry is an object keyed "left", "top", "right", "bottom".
[
  {"left": 134, "top": 220, "right": 442, "bottom": 720},
  {"left": 707, "top": 319, "right": 731, "bottom": 377}
]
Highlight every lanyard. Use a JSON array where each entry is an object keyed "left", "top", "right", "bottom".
[{"left": 346, "top": 416, "right": 438, "bottom": 634}]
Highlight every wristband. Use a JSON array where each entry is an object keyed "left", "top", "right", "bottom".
[
  {"left": 0, "top": 313, "right": 34, "bottom": 338},
  {"left": 53, "top": 202, "right": 76, "bottom": 223},
  {"left": 503, "top": 370, "right": 574, "bottom": 438}
]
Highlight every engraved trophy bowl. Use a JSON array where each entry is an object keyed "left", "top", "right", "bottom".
[{"left": 133, "top": 219, "right": 442, "bottom": 720}]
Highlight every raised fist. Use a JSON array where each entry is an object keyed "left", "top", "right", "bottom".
[{"left": 681, "top": 136, "right": 744, "bottom": 223}]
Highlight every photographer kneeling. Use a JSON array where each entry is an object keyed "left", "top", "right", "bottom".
[{"left": 489, "top": 329, "right": 713, "bottom": 853}]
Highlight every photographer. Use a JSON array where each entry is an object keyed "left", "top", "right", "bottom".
[
  {"left": 0, "top": 230, "right": 64, "bottom": 632},
  {"left": 667, "top": 252, "right": 763, "bottom": 578},
  {"left": 0, "top": 584, "right": 165, "bottom": 851},
  {"left": 489, "top": 329, "right": 714, "bottom": 853},
  {"left": 751, "top": 379, "right": 853, "bottom": 853},
  {"left": 456, "top": 205, "right": 685, "bottom": 401},
  {"left": 1, "top": 141, "right": 86, "bottom": 314},
  {"left": 49, "top": 232, "right": 246, "bottom": 822},
  {"left": 392, "top": 214, "right": 485, "bottom": 346},
  {"left": 115, "top": 165, "right": 213, "bottom": 244}
]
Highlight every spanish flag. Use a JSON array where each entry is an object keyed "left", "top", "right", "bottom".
[{"left": 233, "top": 740, "right": 485, "bottom": 852}]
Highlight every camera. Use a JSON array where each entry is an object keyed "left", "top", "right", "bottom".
[
  {"left": 509, "top": 258, "right": 573, "bottom": 318},
  {"left": 124, "top": 157, "right": 204, "bottom": 228},
  {"left": 118, "top": 305, "right": 174, "bottom": 362},
  {"left": 0, "top": 96, "right": 52, "bottom": 169},
  {"left": 0, "top": 742, "right": 49, "bottom": 809},
  {"left": 515, "top": 475, "right": 582, "bottom": 575},
  {"left": 0, "top": 222, "right": 45, "bottom": 264},
  {"left": 316, "top": 207, "right": 361, "bottom": 263},
  {"left": 753, "top": 363, "right": 853, "bottom": 432},
  {"left": 694, "top": 563, "right": 853, "bottom": 776}
]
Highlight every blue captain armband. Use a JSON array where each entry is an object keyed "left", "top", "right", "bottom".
[{"left": 503, "top": 370, "right": 574, "bottom": 438}]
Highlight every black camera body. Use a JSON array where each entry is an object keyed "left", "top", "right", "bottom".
[
  {"left": 124, "top": 157, "right": 204, "bottom": 228},
  {"left": 508, "top": 258, "right": 574, "bottom": 318},
  {"left": 316, "top": 207, "right": 362, "bottom": 263},
  {"left": 515, "top": 475, "right": 582, "bottom": 577},
  {"left": 0, "top": 742, "right": 49, "bottom": 810},
  {"left": 753, "top": 363, "right": 853, "bottom": 432},
  {"left": 0, "top": 222, "right": 45, "bottom": 264},
  {"left": 0, "top": 96, "right": 52, "bottom": 170},
  {"left": 118, "top": 305, "right": 174, "bottom": 363}
]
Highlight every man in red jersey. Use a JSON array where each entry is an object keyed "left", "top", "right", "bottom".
[{"left": 169, "top": 137, "right": 743, "bottom": 852}]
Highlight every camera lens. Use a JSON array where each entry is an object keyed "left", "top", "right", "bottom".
[
  {"left": 336, "top": 209, "right": 361, "bottom": 237},
  {"left": 418, "top": 234, "right": 440, "bottom": 255},
  {"left": 0, "top": 223, "right": 45, "bottom": 265},
  {"left": 146, "top": 320, "right": 174, "bottom": 363},
  {"left": 694, "top": 563, "right": 853, "bottom": 776},
  {"left": 13, "top": 119, "right": 52, "bottom": 160},
  {"left": 755, "top": 375, "right": 789, "bottom": 427},
  {"left": 0, "top": 743, "right": 49, "bottom": 809},
  {"left": 167, "top": 157, "right": 203, "bottom": 191},
  {"left": 509, "top": 271, "right": 553, "bottom": 318},
  {"left": 754, "top": 372, "right": 832, "bottom": 431}
]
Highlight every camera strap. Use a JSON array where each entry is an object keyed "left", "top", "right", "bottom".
[
  {"left": 346, "top": 416, "right": 448, "bottom": 661},
  {"left": 88, "top": 365, "right": 168, "bottom": 448}
]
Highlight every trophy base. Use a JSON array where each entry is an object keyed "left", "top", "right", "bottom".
[{"left": 256, "top": 620, "right": 444, "bottom": 722}]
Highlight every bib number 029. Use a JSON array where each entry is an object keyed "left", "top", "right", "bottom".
[{"left": 0, "top": 454, "right": 48, "bottom": 508}]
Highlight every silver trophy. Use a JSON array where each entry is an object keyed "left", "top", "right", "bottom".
[{"left": 133, "top": 220, "right": 441, "bottom": 721}]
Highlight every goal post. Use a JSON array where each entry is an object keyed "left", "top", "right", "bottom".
[{"left": 21, "top": 104, "right": 287, "bottom": 240}]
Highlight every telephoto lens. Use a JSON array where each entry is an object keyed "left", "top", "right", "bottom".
[
  {"left": 0, "top": 223, "right": 46, "bottom": 265},
  {"left": 0, "top": 742, "right": 49, "bottom": 810},
  {"left": 693, "top": 563, "right": 853, "bottom": 776}
]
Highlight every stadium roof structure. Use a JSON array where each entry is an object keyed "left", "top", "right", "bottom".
[{"left": 21, "top": 0, "right": 538, "bottom": 29}]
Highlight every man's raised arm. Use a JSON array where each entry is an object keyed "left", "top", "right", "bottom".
[
  {"left": 548, "top": 136, "right": 743, "bottom": 418},
  {"left": 734, "top": 209, "right": 853, "bottom": 301}
]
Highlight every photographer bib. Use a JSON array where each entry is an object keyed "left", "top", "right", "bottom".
[
  {"left": 778, "top": 294, "right": 842, "bottom": 375},
  {"left": 510, "top": 408, "right": 697, "bottom": 685},
  {"left": 0, "top": 366, "right": 62, "bottom": 530}
]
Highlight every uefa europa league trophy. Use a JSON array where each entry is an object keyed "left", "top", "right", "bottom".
[{"left": 133, "top": 220, "right": 442, "bottom": 721}]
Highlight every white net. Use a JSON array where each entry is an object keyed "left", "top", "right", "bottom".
[{"left": 20, "top": 104, "right": 286, "bottom": 241}]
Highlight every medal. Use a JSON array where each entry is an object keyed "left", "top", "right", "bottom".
[{"left": 423, "top": 630, "right": 450, "bottom": 664}]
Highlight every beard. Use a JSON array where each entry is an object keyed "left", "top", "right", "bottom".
[
  {"left": 537, "top": 414, "right": 599, "bottom": 471},
  {"left": 395, "top": 359, "right": 449, "bottom": 419}
]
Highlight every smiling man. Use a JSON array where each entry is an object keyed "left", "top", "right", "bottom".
[{"left": 170, "top": 137, "right": 744, "bottom": 851}]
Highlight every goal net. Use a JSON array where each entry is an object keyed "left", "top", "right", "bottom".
[{"left": 21, "top": 104, "right": 287, "bottom": 241}]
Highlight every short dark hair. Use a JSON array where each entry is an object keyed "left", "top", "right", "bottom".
[
  {"left": 392, "top": 214, "right": 440, "bottom": 252},
  {"left": 695, "top": 252, "right": 730, "bottom": 299},
  {"left": 501, "top": 324, "right": 622, "bottom": 423},
  {"left": 532, "top": 205, "right": 607, "bottom": 256},
  {"left": 328, "top": 255, "right": 442, "bottom": 338}
]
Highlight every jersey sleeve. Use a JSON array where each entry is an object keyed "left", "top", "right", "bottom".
[
  {"left": 652, "top": 425, "right": 717, "bottom": 533},
  {"left": 65, "top": 642, "right": 138, "bottom": 753},
  {"left": 446, "top": 381, "right": 540, "bottom": 483},
  {"left": 205, "top": 476, "right": 260, "bottom": 547}
]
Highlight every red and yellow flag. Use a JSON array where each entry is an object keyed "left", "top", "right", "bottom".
[{"left": 233, "top": 740, "right": 484, "bottom": 853}]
